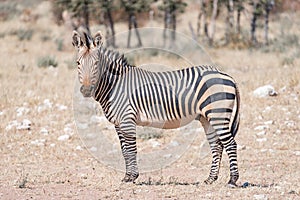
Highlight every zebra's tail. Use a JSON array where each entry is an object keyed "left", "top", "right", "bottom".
[{"left": 231, "top": 85, "right": 240, "bottom": 138}]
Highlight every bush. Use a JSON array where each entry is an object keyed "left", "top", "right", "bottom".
[
  {"left": 17, "top": 29, "right": 34, "bottom": 41},
  {"left": 55, "top": 38, "right": 64, "bottom": 51},
  {"left": 37, "top": 56, "right": 58, "bottom": 68}
]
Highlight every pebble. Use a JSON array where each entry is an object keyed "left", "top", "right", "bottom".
[
  {"left": 16, "top": 107, "right": 30, "bottom": 117},
  {"left": 50, "top": 143, "right": 56, "bottom": 147},
  {"left": 16, "top": 119, "right": 32, "bottom": 130},
  {"left": 253, "top": 85, "right": 277, "bottom": 98},
  {"left": 5, "top": 120, "right": 18, "bottom": 131},
  {"left": 37, "top": 99, "right": 53, "bottom": 112},
  {"left": 149, "top": 139, "right": 161, "bottom": 148},
  {"left": 256, "top": 131, "right": 266, "bottom": 136},
  {"left": 56, "top": 104, "right": 68, "bottom": 111},
  {"left": 76, "top": 146, "right": 83, "bottom": 151},
  {"left": 40, "top": 127, "right": 49, "bottom": 135},
  {"left": 264, "top": 120, "right": 273, "bottom": 125},
  {"left": 237, "top": 144, "right": 246, "bottom": 150},
  {"left": 294, "top": 151, "right": 300, "bottom": 156},
  {"left": 31, "top": 139, "right": 46, "bottom": 146},
  {"left": 64, "top": 126, "right": 73, "bottom": 135},
  {"left": 254, "top": 125, "right": 268, "bottom": 131},
  {"left": 253, "top": 194, "right": 268, "bottom": 200},
  {"left": 256, "top": 138, "right": 267, "bottom": 142},
  {"left": 57, "top": 134, "right": 70, "bottom": 141},
  {"left": 90, "top": 146, "right": 97, "bottom": 152}
]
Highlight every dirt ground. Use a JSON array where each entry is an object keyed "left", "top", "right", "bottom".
[{"left": 0, "top": 1, "right": 300, "bottom": 199}]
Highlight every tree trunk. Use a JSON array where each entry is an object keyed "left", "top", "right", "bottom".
[
  {"left": 228, "top": 0, "right": 234, "bottom": 28},
  {"left": 107, "top": 8, "right": 116, "bottom": 47},
  {"left": 163, "top": 9, "right": 168, "bottom": 47},
  {"left": 237, "top": 2, "right": 242, "bottom": 34},
  {"left": 83, "top": 0, "right": 90, "bottom": 35},
  {"left": 264, "top": 1, "right": 273, "bottom": 45},
  {"left": 133, "top": 15, "right": 142, "bottom": 47},
  {"left": 251, "top": 2, "right": 258, "bottom": 45},
  {"left": 208, "top": 0, "right": 218, "bottom": 46},
  {"left": 171, "top": 10, "right": 176, "bottom": 43},
  {"left": 127, "top": 14, "right": 132, "bottom": 48},
  {"left": 197, "top": 0, "right": 208, "bottom": 38}
]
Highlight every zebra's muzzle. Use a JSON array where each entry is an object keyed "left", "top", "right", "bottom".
[{"left": 80, "top": 85, "right": 94, "bottom": 97}]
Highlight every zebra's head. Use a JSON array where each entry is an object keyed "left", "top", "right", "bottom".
[{"left": 72, "top": 30, "right": 103, "bottom": 98}]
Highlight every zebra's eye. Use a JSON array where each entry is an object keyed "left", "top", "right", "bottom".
[{"left": 76, "top": 61, "right": 80, "bottom": 66}]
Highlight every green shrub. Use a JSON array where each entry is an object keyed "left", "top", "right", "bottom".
[
  {"left": 17, "top": 29, "right": 34, "bottom": 41},
  {"left": 55, "top": 38, "right": 64, "bottom": 51},
  {"left": 37, "top": 56, "right": 58, "bottom": 68}
]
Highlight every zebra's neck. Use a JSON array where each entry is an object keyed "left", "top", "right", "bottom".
[{"left": 93, "top": 47, "right": 133, "bottom": 109}]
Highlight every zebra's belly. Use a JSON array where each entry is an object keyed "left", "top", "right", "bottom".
[{"left": 136, "top": 112, "right": 197, "bottom": 129}]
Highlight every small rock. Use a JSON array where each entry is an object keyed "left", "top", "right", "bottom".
[
  {"left": 253, "top": 194, "right": 268, "bottom": 200},
  {"left": 264, "top": 120, "right": 273, "bottom": 125},
  {"left": 40, "top": 127, "right": 49, "bottom": 135},
  {"left": 16, "top": 119, "right": 32, "bottom": 130},
  {"left": 76, "top": 146, "right": 83, "bottom": 151},
  {"left": 285, "top": 121, "right": 295, "bottom": 127},
  {"left": 31, "top": 139, "right": 46, "bottom": 146},
  {"left": 256, "top": 131, "right": 266, "bottom": 136},
  {"left": 56, "top": 104, "right": 68, "bottom": 111},
  {"left": 90, "top": 146, "right": 97, "bottom": 152},
  {"left": 253, "top": 85, "right": 277, "bottom": 98},
  {"left": 58, "top": 134, "right": 70, "bottom": 141},
  {"left": 5, "top": 120, "right": 18, "bottom": 131},
  {"left": 257, "top": 138, "right": 267, "bottom": 142},
  {"left": 237, "top": 144, "right": 246, "bottom": 150},
  {"left": 43, "top": 99, "right": 53, "bottom": 108},
  {"left": 16, "top": 107, "right": 30, "bottom": 117},
  {"left": 170, "top": 140, "right": 179, "bottom": 147},
  {"left": 163, "top": 154, "right": 172, "bottom": 158},
  {"left": 275, "top": 130, "right": 281, "bottom": 134},
  {"left": 294, "top": 151, "right": 300, "bottom": 156},
  {"left": 262, "top": 106, "right": 272, "bottom": 113},
  {"left": 254, "top": 125, "right": 268, "bottom": 131},
  {"left": 64, "top": 127, "right": 73, "bottom": 135},
  {"left": 149, "top": 139, "right": 161, "bottom": 148},
  {"left": 50, "top": 143, "right": 56, "bottom": 147}
]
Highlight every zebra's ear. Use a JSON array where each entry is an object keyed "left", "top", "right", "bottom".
[
  {"left": 93, "top": 31, "right": 103, "bottom": 48},
  {"left": 72, "top": 30, "right": 83, "bottom": 50}
]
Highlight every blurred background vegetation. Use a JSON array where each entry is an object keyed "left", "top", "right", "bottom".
[{"left": 0, "top": 0, "right": 299, "bottom": 66}]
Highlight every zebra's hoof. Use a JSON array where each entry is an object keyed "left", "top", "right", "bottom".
[
  {"left": 227, "top": 180, "right": 238, "bottom": 188},
  {"left": 122, "top": 174, "right": 138, "bottom": 183},
  {"left": 204, "top": 177, "right": 217, "bottom": 185}
]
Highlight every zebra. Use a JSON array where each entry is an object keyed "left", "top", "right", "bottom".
[{"left": 72, "top": 30, "right": 241, "bottom": 187}]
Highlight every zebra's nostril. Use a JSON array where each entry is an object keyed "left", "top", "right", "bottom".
[{"left": 80, "top": 85, "right": 93, "bottom": 97}]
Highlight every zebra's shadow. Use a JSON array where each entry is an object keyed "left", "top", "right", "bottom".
[{"left": 135, "top": 179, "right": 277, "bottom": 189}]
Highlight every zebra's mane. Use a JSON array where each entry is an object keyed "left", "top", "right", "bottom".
[{"left": 99, "top": 47, "right": 132, "bottom": 68}]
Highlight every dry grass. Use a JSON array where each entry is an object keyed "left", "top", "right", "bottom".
[{"left": 0, "top": 1, "right": 300, "bottom": 199}]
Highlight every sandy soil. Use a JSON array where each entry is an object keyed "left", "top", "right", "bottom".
[{"left": 0, "top": 1, "right": 300, "bottom": 199}]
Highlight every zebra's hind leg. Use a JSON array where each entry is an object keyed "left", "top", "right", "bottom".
[
  {"left": 115, "top": 124, "right": 139, "bottom": 183},
  {"left": 210, "top": 121, "right": 239, "bottom": 187},
  {"left": 200, "top": 117, "right": 224, "bottom": 185},
  {"left": 223, "top": 138, "right": 239, "bottom": 187}
]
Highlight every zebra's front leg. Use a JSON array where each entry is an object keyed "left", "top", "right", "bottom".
[{"left": 115, "top": 124, "right": 139, "bottom": 183}]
